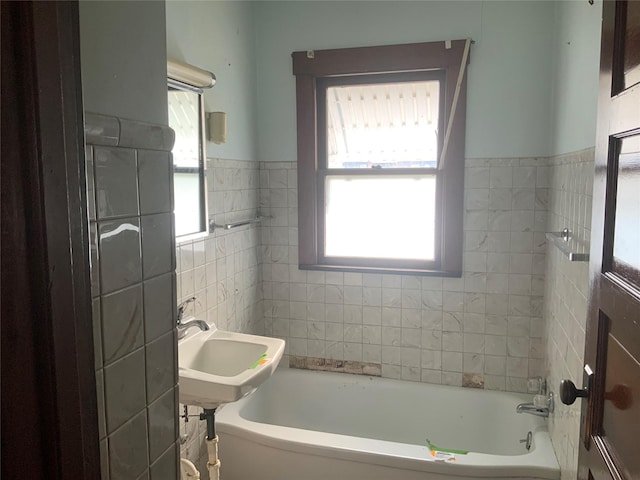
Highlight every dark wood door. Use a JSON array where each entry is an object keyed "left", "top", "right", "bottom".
[
  {"left": 1, "top": 1, "right": 100, "bottom": 478},
  {"left": 573, "top": 1, "right": 640, "bottom": 479}
]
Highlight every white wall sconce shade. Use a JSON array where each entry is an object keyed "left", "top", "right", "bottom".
[
  {"left": 167, "top": 58, "right": 216, "bottom": 89},
  {"left": 207, "top": 112, "right": 227, "bottom": 144}
]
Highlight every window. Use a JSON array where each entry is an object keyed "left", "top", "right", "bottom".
[
  {"left": 168, "top": 83, "right": 207, "bottom": 237},
  {"left": 293, "top": 40, "right": 471, "bottom": 275},
  {"left": 167, "top": 58, "right": 216, "bottom": 239}
]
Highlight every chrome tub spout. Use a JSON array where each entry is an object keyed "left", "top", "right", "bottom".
[{"left": 516, "top": 402, "right": 549, "bottom": 418}]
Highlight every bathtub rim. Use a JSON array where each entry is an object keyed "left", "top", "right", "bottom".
[{"left": 216, "top": 370, "right": 560, "bottom": 480}]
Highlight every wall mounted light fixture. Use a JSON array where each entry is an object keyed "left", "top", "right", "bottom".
[{"left": 167, "top": 58, "right": 216, "bottom": 89}]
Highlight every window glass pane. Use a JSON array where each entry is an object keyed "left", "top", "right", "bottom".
[
  {"left": 325, "top": 175, "right": 436, "bottom": 260},
  {"left": 174, "top": 173, "right": 201, "bottom": 237},
  {"left": 168, "top": 85, "right": 206, "bottom": 238},
  {"left": 613, "top": 136, "right": 640, "bottom": 272},
  {"left": 622, "top": 1, "right": 640, "bottom": 90},
  {"left": 168, "top": 89, "right": 200, "bottom": 169},
  {"left": 326, "top": 81, "right": 440, "bottom": 169}
]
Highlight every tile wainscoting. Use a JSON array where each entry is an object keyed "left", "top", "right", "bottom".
[
  {"left": 175, "top": 150, "right": 594, "bottom": 480},
  {"left": 176, "top": 157, "right": 263, "bottom": 477},
  {"left": 544, "top": 148, "right": 594, "bottom": 480},
  {"left": 260, "top": 157, "right": 549, "bottom": 393},
  {"left": 86, "top": 113, "right": 179, "bottom": 480}
]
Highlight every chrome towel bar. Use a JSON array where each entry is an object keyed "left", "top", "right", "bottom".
[
  {"left": 545, "top": 228, "right": 589, "bottom": 262},
  {"left": 209, "top": 215, "right": 272, "bottom": 233}
]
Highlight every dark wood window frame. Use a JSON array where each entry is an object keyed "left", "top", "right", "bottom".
[{"left": 293, "top": 40, "right": 470, "bottom": 276}]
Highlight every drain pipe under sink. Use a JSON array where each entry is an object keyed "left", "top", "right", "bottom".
[
  {"left": 201, "top": 409, "right": 221, "bottom": 480},
  {"left": 180, "top": 459, "right": 200, "bottom": 479}
]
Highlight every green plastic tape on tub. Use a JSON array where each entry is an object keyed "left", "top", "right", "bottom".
[
  {"left": 426, "top": 438, "right": 469, "bottom": 455},
  {"left": 250, "top": 353, "right": 268, "bottom": 369}
]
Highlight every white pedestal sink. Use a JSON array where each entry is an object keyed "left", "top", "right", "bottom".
[{"left": 178, "top": 324, "right": 285, "bottom": 409}]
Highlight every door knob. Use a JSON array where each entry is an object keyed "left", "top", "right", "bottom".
[{"left": 559, "top": 379, "right": 589, "bottom": 405}]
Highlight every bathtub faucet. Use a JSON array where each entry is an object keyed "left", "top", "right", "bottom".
[
  {"left": 516, "top": 392, "right": 554, "bottom": 418},
  {"left": 516, "top": 403, "right": 549, "bottom": 417}
]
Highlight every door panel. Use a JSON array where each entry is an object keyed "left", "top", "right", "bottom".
[
  {"left": 600, "top": 277, "right": 640, "bottom": 362},
  {"left": 578, "top": 2, "right": 640, "bottom": 480},
  {"left": 602, "top": 333, "right": 639, "bottom": 479}
]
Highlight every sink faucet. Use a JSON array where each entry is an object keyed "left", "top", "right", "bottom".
[
  {"left": 177, "top": 297, "right": 209, "bottom": 339},
  {"left": 516, "top": 392, "right": 554, "bottom": 418},
  {"left": 177, "top": 319, "right": 210, "bottom": 339},
  {"left": 177, "top": 297, "right": 196, "bottom": 323}
]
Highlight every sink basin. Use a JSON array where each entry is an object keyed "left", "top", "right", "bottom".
[{"left": 178, "top": 324, "right": 285, "bottom": 409}]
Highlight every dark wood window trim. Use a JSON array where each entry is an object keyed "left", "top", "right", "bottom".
[{"left": 293, "top": 40, "right": 470, "bottom": 276}]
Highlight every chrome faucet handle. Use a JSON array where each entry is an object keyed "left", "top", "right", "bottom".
[
  {"left": 177, "top": 296, "right": 197, "bottom": 324},
  {"left": 535, "top": 391, "right": 554, "bottom": 413},
  {"left": 527, "top": 376, "right": 547, "bottom": 395},
  {"left": 176, "top": 319, "right": 210, "bottom": 340}
]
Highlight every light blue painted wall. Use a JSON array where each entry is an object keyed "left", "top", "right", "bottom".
[
  {"left": 253, "top": 0, "right": 556, "bottom": 161},
  {"left": 79, "top": 0, "right": 168, "bottom": 125},
  {"left": 166, "top": 0, "right": 258, "bottom": 161},
  {"left": 79, "top": 1, "right": 602, "bottom": 162},
  {"left": 550, "top": 0, "right": 602, "bottom": 155}
]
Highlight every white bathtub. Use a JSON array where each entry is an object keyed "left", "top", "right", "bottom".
[{"left": 216, "top": 368, "right": 559, "bottom": 480}]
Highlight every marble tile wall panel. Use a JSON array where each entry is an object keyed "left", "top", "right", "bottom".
[
  {"left": 175, "top": 157, "right": 263, "bottom": 477},
  {"left": 86, "top": 113, "right": 179, "bottom": 480},
  {"left": 173, "top": 150, "right": 593, "bottom": 480},
  {"left": 543, "top": 148, "right": 594, "bottom": 480},
  {"left": 259, "top": 158, "right": 548, "bottom": 394}
]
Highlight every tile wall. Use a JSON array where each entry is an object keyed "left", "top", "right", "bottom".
[
  {"left": 86, "top": 113, "right": 179, "bottom": 480},
  {"left": 176, "top": 158, "right": 263, "bottom": 477},
  {"left": 543, "top": 148, "right": 594, "bottom": 479},
  {"left": 175, "top": 151, "right": 594, "bottom": 480},
  {"left": 260, "top": 158, "right": 549, "bottom": 393}
]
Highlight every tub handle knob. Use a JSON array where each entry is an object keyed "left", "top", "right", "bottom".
[{"left": 559, "top": 379, "right": 588, "bottom": 405}]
